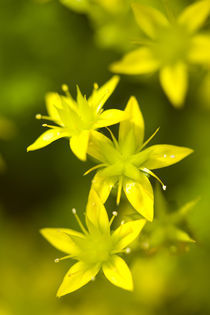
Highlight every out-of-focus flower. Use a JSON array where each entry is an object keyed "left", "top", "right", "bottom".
[
  {"left": 111, "top": 1, "right": 210, "bottom": 107},
  {"left": 27, "top": 76, "right": 127, "bottom": 161},
  {"left": 41, "top": 189, "right": 146, "bottom": 296},
  {"left": 139, "top": 185, "right": 198, "bottom": 252},
  {"left": 87, "top": 96, "right": 193, "bottom": 221}
]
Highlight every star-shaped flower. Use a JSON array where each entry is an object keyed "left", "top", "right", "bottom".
[
  {"left": 87, "top": 96, "right": 193, "bottom": 221},
  {"left": 139, "top": 185, "right": 197, "bottom": 253},
  {"left": 111, "top": 1, "right": 210, "bottom": 107},
  {"left": 27, "top": 76, "right": 126, "bottom": 160},
  {"left": 41, "top": 189, "right": 146, "bottom": 296}
]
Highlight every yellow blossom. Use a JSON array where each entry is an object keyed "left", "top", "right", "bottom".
[
  {"left": 27, "top": 76, "right": 127, "bottom": 161},
  {"left": 41, "top": 189, "right": 146, "bottom": 296},
  {"left": 87, "top": 96, "right": 193, "bottom": 221},
  {"left": 111, "top": 1, "right": 210, "bottom": 107}
]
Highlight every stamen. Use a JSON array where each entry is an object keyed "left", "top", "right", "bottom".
[
  {"left": 91, "top": 276, "right": 96, "bottom": 281},
  {"left": 42, "top": 123, "right": 57, "bottom": 129},
  {"left": 62, "top": 84, "right": 72, "bottom": 98},
  {"left": 72, "top": 208, "right": 88, "bottom": 235},
  {"left": 141, "top": 167, "right": 167, "bottom": 190},
  {"left": 109, "top": 211, "right": 118, "bottom": 226},
  {"left": 105, "top": 127, "right": 119, "bottom": 149},
  {"left": 121, "top": 220, "right": 125, "bottom": 225},
  {"left": 116, "top": 176, "right": 123, "bottom": 205},
  {"left": 140, "top": 127, "right": 160, "bottom": 151},
  {"left": 36, "top": 114, "right": 54, "bottom": 121},
  {"left": 83, "top": 163, "right": 107, "bottom": 176},
  {"left": 54, "top": 255, "right": 73, "bottom": 263}
]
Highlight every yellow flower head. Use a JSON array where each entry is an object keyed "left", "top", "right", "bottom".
[
  {"left": 41, "top": 189, "right": 146, "bottom": 296},
  {"left": 27, "top": 76, "right": 127, "bottom": 161},
  {"left": 111, "top": 1, "right": 210, "bottom": 107},
  {"left": 87, "top": 96, "right": 193, "bottom": 221}
]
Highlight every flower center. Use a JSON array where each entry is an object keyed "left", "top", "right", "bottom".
[
  {"left": 153, "top": 24, "right": 190, "bottom": 65},
  {"left": 78, "top": 232, "right": 113, "bottom": 265}
]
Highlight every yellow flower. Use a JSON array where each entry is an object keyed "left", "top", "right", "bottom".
[
  {"left": 110, "top": 1, "right": 210, "bottom": 107},
  {"left": 87, "top": 96, "right": 193, "bottom": 221},
  {"left": 41, "top": 189, "right": 146, "bottom": 296},
  {"left": 27, "top": 76, "right": 126, "bottom": 161}
]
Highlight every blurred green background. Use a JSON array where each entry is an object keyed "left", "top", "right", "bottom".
[{"left": 0, "top": 0, "right": 210, "bottom": 314}]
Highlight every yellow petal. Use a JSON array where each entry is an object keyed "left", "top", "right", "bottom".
[
  {"left": 40, "top": 228, "right": 84, "bottom": 255},
  {"left": 119, "top": 96, "right": 144, "bottom": 149},
  {"left": 88, "top": 131, "right": 113, "bottom": 163},
  {"left": 94, "top": 109, "right": 127, "bottom": 129},
  {"left": 88, "top": 130, "right": 120, "bottom": 164},
  {"left": 188, "top": 34, "right": 210, "bottom": 64},
  {"left": 131, "top": 3, "right": 169, "bottom": 38},
  {"left": 102, "top": 255, "right": 133, "bottom": 291},
  {"left": 69, "top": 130, "right": 90, "bottom": 161},
  {"left": 27, "top": 128, "right": 69, "bottom": 152},
  {"left": 45, "top": 92, "right": 62, "bottom": 122},
  {"left": 86, "top": 189, "right": 110, "bottom": 233},
  {"left": 178, "top": 0, "right": 210, "bottom": 33},
  {"left": 92, "top": 171, "right": 117, "bottom": 203},
  {"left": 88, "top": 76, "right": 120, "bottom": 110},
  {"left": 141, "top": 144, "right": 193, "bottom": 170},
  {"left": 57, "top": 261, "right": 100, "bottom": 297},
  {"left": 123, "top": 175, "right": 154, "bottom": 221},
  {"left": 159, "top": 62, "right": 188, "bottom": 107},
  {"left": 110, "top": 48, "right": 159, "bottom": 74},
  {"left": 111, "top": 219, "right": 146, "bottom": 252}
]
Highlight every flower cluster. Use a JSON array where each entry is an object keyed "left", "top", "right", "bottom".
[{"left": 28, "top": 76, "right": 193, "bottom": 296}]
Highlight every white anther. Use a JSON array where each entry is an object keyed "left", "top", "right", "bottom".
[
  {"left": 54, "top": 258, "right": 60, "bottom": 263},
  {"left": 91, "top": 276, "right": 95, "bottom": 281},
  {"left": 121, "top": 220, "right": 125, "bottom": 225},
  {"left": 72, "top": 208, "right": 77, "bottom": 214},
  {"left": 170, "top": 155, "right": 175, "bottom": 158},
  {"left": 112, "top": 211, "right": 118, "bottom": 217},
  {"left": 125, "top": 247, "right": 131, "bottom": 254},
  {"left": 163, "top": 154, "right": 167, "bottom": 158},
  {"left": 162, "top": 185, "right": 167, "bottom": 191}
]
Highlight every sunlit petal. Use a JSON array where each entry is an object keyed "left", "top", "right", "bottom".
[
  {"left": 94, "top": 109, "right": 127, "bottom": 129},
  {"left": 111, "top": 219, "right": 146, "bottom": 252},
  {"left": 119, "top": 96, "right": 144, "bottom": 150},
  {"left": 69, "top": 130, "right": 90, "bottom": 161},
  {"left": 57, "top": 261, "right": 100, "bottom": 297},
  {"left": 123, "top": 175, "right": 154, "bottom": 221},
  {"left": 102, "top": 255, "right": 133, "bottom": 291},
  {"left": 140, "top": 144, "right": 193, "bottom": 170},
  {"left": 27, "top": 128, "right": 69, "bottom": 151},
  {"left": 86, "top": 189, "right": 110, "bottom": 234},
  {"left": 92, "top": 171, "right": 117, "bottom": 203},
  {"left": 40, "top": 228, "right": 84, "bottom": 255},
  {"left": 88, "top": 75, "right": 120, "bottom": 110}
]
